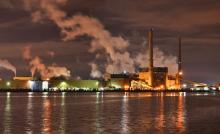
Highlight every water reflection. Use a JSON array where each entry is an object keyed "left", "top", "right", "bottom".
[
  {"left": 3, "top": 92, "right": 12, "bottom": 134},
  {"left": 155, "top": 95, "right": 165, "bottom": 134},
  {"left": 95, "top": 92, "right": 103, "bottom": 133},
  {"left": 151, "top": 92, "right": 186, "bottom": 134},
  {"left": 59, "top": 92, "right": 66, "bottom": 134},
  {"left": 26, "top": 92, "right": 33, "bottom": 133},
  {"left": 120, "top": 92, "right": 129, "bottom": 134},
  {"left": 42, "top": 92, "right": 49, "bottom": 98},
  {"left": 176, "top": 93, "right": 186, "bottom": 133},
  {"left": 42, "top": 98, "right": 51, "bottom": 134},
  {"left": 2, "top": 92, "right": 215, "bottom": 134}
]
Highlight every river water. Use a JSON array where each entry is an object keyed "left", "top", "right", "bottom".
[{"left": 0, "top": 92, "right": 220, "bottom": 134}]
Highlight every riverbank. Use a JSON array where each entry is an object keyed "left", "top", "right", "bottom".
[{"left": 0, "top": 88, "right": 216, "bottom": 93}]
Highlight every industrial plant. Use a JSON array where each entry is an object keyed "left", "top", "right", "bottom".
[
  {"left": 104, "top": 29, "right": 183, "bottom": 90},
  {"left": 0, "top": 29, "right": 185, "bottom": 91},
  {"left": 0, "top": 29, "right": 192, "bottom": 92}
]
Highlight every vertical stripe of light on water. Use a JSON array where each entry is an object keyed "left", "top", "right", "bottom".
[
  {"left": 155, "top": 93, "right": 165, "bottom": 134},
  {"left": 175, "top": 92, "right": 186, "bottom": 133},
  {"left": 3, "top": 92, "right": 12, "bottom": 134},
  {"left": 95, "top": 92, "right": 103, "bottom": 134},
  {"left": 26, "top": 92, "right": 33, "bottom": 134},
  {"left": 41, "top": 93, "right": 51, "bottom": 134},
  {"left": 120, "top": 92, "right": 129, "bottom": 134},
  {"left": 59, "top": 92, "right": 66, "bottom": 134}
]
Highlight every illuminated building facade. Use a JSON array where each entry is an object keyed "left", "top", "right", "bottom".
[
  {"left": 106, "top": 74, "right": 136, "bottom": 90},
  {"left": 49, "top": 80, "right": 100, "bottom": 91},
  {"left": 138, "top": 67, "right": 168, "bottom": 89}
]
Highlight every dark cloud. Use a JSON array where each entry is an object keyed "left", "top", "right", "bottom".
[{"left": 0, "top": 0, "right": 219, "bottom": 83}]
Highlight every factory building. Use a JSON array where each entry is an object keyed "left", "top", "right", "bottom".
[
  {"left": 109, "top": 29, "right": 182, "bottom": 90},
  {"left": 49, "top": 80, "right": 100, "bottom": 91},
  {"left": 28, "top": 80, "right": 49, "bottom": 91},
  {"left": 166, "top": 75, "right": 179, "bottom": 89},
  {"left": 0, "top": 80, "right": 29, "bottom": 90},
  {"left": 141, "top": 30, "right": 181, "bottom": 90},
  {"left": 107, "top": 67, "right": 179, "bottom": 90},
  {"left": 138, "top": 67, "right": 168, "bottom": 89},
  {"left": 0, "top": 76, "right": 48, "bottom": 91},
  {"left": 106, "top": 73, "right": 138, "bottom": 90}
]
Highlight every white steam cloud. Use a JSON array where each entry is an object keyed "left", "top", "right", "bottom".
[
  {"left": 136, "top": 48, "right": 178, "bottom": 75},
  {"left": 89, "top": 63, "right": 102, "bottom": 78},
  {"left": 23, "top": 0, "right": 177, "bottom": 77},
  {"left": 22, "top": 45, "right": 71, "bottom": 79},
  {"left": 0, "top": 59, "right": 16, "bottom": 76}
]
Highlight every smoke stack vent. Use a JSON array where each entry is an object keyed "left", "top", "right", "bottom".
[
  {"left": 178, "top": 37, "right": 182, "bottom": 74},
  {"left": 148, "top": 29, "right": 154, "bottom": 87},
  {"left": 177, "top": 36, "right": 182, "bottom": 88}
]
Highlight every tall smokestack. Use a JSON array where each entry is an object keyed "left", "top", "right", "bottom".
[
  {"left": 148, "top": 29, "right": 154, "bottom": 88},
  {"left": 177, "top": 36, "right": 182, "bottom": 88},
  {"left": 178, "top": 37, "right": 182, "bottom": 74}
]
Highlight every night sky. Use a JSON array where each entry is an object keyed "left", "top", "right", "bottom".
[{"left": 0, "top": 0, "right": 220, "bottom": 84}]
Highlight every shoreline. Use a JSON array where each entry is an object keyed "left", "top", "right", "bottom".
[{"left": 0, "top": 89, "right": 216, "bottom": 93}]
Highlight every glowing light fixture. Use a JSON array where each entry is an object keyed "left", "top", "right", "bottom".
[
  {"left": 124, "top": 85, "right": 130, "bottom": 90},
  {"left": 183, "top": 84, "right": 187, "bottom": 88},
  {"left": 6, "top": 81, "right": 11, "bottom": 87},
  {"left": 59, "top": 81, "right": 68, "bottom": 90},
  {"left": 43, "top": 81, "right": 49, "bottom": 90}
]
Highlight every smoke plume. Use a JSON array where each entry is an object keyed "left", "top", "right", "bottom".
[
  {"left": 89, "top": 63, "right": 102, "bottom": 78},
  {"left": 136, "top": 48, "right": 178, "bottom": 75},
  {"left": 0, "top": 59, "right": 16, "bottom": 76},
  {"left": 23, "top": 0, "right": 135, "bottom": 77},
  {"left": 22, "top": 45, "right": 71, "bottom": 79},
  {"left": 23, "top": 0, "right": 177, "bottom": 77}
]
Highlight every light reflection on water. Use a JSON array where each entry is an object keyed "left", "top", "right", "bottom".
[
  {"left": 155, "top": 95, "right": 165, "bottom": 134},
  {"left": 3, "top": 92, "right": 11, "bottom": 134},
  {"left": 1, "top": 92, "right": 220, "bottom": 133},
  {"left": 120, "top": 92, "right": 129, "bottom": 134},
  {"left": 26, "top": 92, "right": 33, "bottom": 134},
  {"left": 176, "top": 95, "right": 185, "bottom": 134},
  {"left": 42, "top": 98, "right": 51, "bottom": 134},
  {"left": 59, "top": 92, "right": 66, "bottom": 134},
  {"left": 95, "top": 92, "right": 102, "bottom": 134}
]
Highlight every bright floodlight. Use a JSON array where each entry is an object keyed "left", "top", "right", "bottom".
[{"left": 6, "top": 82, "right": 11, "bottom": 87}]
